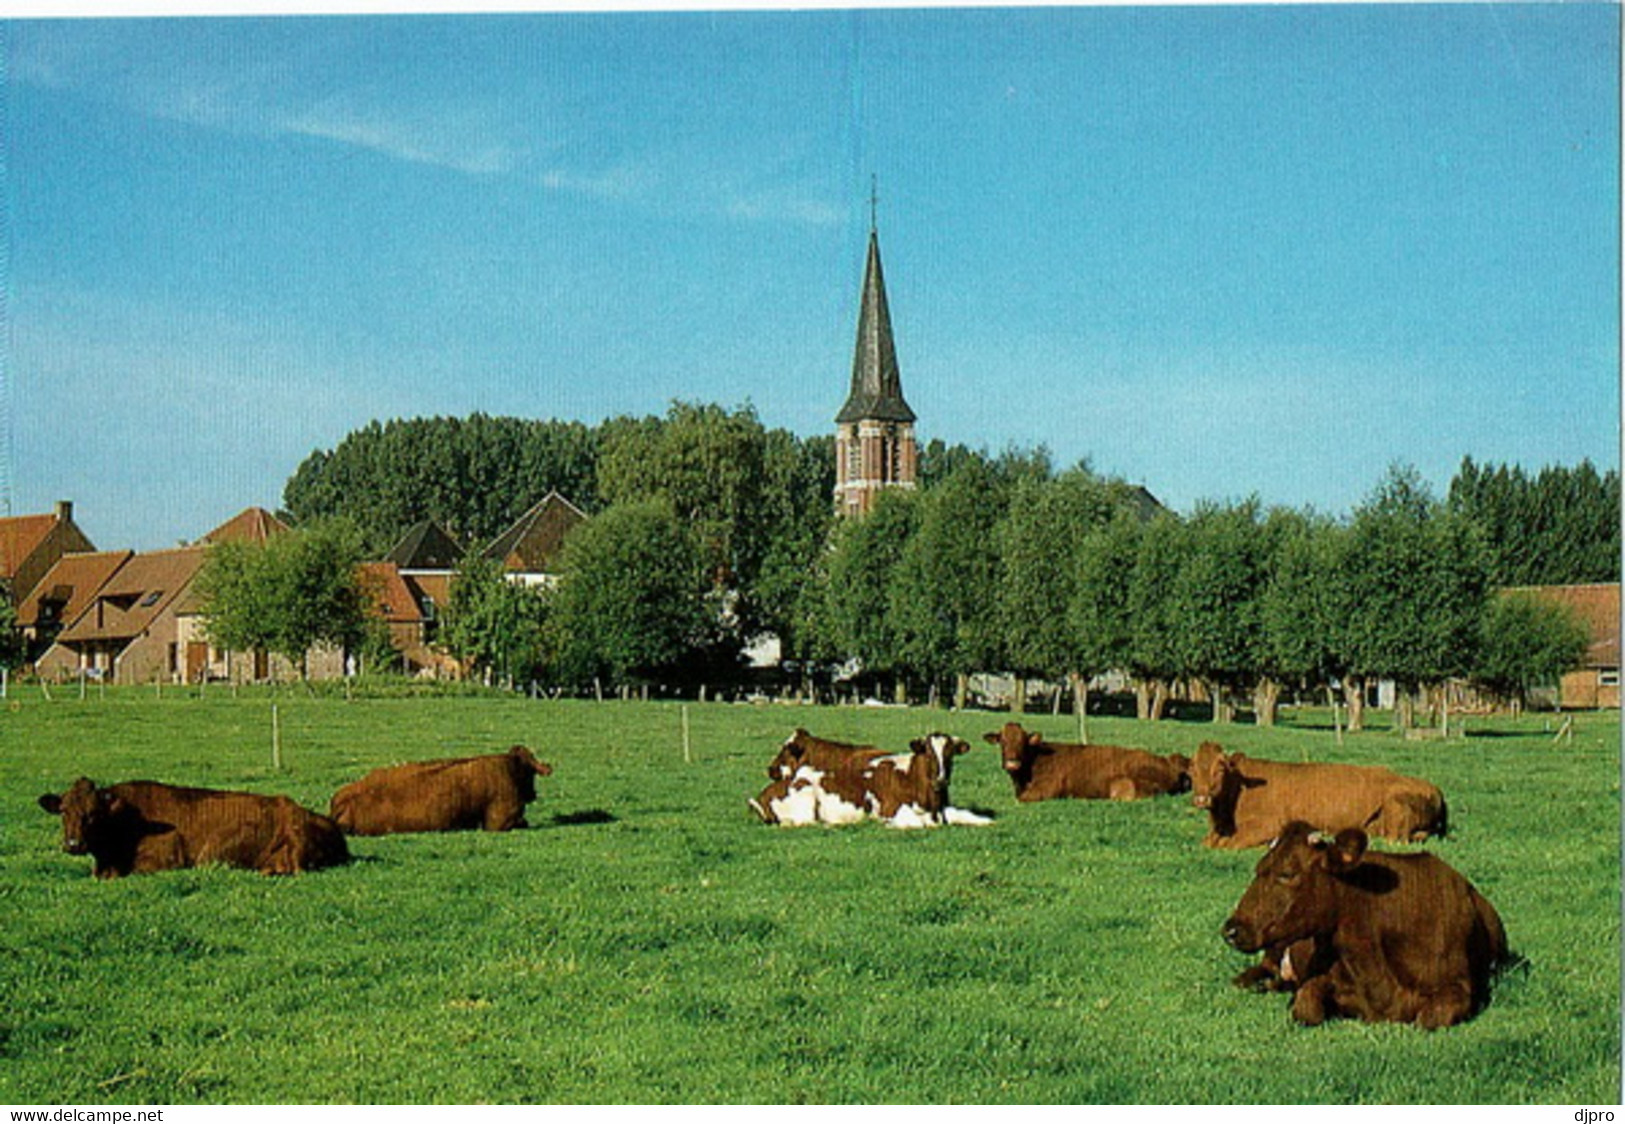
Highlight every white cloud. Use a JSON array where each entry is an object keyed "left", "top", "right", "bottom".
[{"left": 280, "top": 104, "right": 524, "bottom": 176}]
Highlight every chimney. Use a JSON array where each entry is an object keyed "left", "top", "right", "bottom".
[{"left": 55, "top": 500, "right": 73, "bottom": 523}]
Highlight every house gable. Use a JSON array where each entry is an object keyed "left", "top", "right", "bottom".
[{"left": 481, "top": 492, "right": 587, "bottom": 577}]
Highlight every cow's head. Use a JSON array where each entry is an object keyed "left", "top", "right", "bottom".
[
  {"left": 982, "top": 723, "right": 1042, "bottom": 773},
  {"left": 1221, "top": 821, "right": 1368, "bottom": 953},
  {"left": 910, "top": 733, "right": 971, "bottom": 790},
  {"left": 509, "top": 745, "right": 554, "bottom": 777},
  {"left": 507, "top": 746, "right": 553, "bottom": 803},
  {"left": 38, "top": 777, "right": 122, "bottom": 855},
  {"left": 767, "top": 733, "right": 811, "bottom": 780},
  {"left": 1189, "top": 742, "right": 1229, "bottom": 808}
]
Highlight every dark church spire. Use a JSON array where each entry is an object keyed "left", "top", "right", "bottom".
[{"left": 835, "top": 218, "right": 916, "bottom": 426}]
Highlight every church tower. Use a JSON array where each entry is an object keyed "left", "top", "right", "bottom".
[{"left": 834, "top": 209, "right": 917, "bottom": 517}]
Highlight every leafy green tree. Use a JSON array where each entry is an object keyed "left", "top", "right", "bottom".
[
  {"left": 283, "top": 414, "right": 600, "bottom": 554},
  {"left": 1169, "top": 500, "right": 1267, "bottom": 723},
  {"left": 1127, "top": 512, "right": 1187, "bottom": 720},
  {"left": 820, "top": 489, "right": 918, "bottom": 700},
  {"left": 1448, "top": 456, "right": 1620, "bottom": 585},
  {"left": 1070, "top": 511, "right": 1143, "bottom": 725},
  {"left": 196, "top": 521, "right": 369, "bottom": 678},
  {"left": 891, "top": 459, "right": 1004, "bottom": 706},
  {"left": 439, "top": 556, "right": 549, "bottom": 685},
  {"left": 1473, "top": 592, "right": 1590, "bottom": 715},
  {"left": 548, "top": 501, "right": 715, "bottom": 688},
  {"left": 1344, "top": 464, "right": 1490, "bottom": 729},
  {"left": 597, "top": 401, "right": 767, "bottom": 583},
  {"left": 1255, "top": 509, "right": 1349, "bottom": 725},
  {"left": 752, "top": 431, "right": 835, "bottom": 664},
  {"left": 999, "top": 467, "right": 1137, "bottom": 720}
]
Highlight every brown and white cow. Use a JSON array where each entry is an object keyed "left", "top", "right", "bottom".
[
  {"left": 983, "top": 722, "right": 1190, "bottom": 802},
  {"left": 329, "top": 745, "right": 553, "bottom": 835},
  {"left": 751, "top": 733, "right": 989, "bottom": 828},
  {"left": 1190, "top": 741, "right": 1446, "bottom": 849},
  {"left": 1222, "top": 821, "right": 1508, "bottom": 1028},
  {"left": 38, "top": 777, "right": 349, "bottom": 878}
]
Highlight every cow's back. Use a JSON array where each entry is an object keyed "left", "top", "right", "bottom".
[
  {"left": 330, "top": 755, "right": 521, "bottom": 835},
  {"left": 113, "top": 782, "right": 346, "bottom": 874},
  {"left": 1222, "top": 759, "right": 1442, "bottom": 846},
  {"left": 1026, "top": 743, "right": 1182, "bottom": 801}
]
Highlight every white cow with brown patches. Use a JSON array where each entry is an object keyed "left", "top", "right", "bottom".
[{"left": 750, "top": 734, "right": 990, "bottom": 828}]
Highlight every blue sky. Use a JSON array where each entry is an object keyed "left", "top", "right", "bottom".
[{"left": 5, "top": 4, "right": 1618, "bottom": 551}]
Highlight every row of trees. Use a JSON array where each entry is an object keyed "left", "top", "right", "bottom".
[
  {"left": 182, "top": 404, "right": 1613, "bottom": 720},
  {"left": 796, "top": 462, "right": 1589, "bottom": 726}
]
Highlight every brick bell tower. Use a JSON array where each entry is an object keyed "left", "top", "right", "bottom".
[{"left": 834, "top": 197, "right": 917, "bottom": 518}]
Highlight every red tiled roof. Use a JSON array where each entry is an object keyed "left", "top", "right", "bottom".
[
  {"left": 200, "top": 507, "right": 291, "bottom": 545},
  {"left": 16, "top": 551, "right": 134, "bottom": 629},
  {"left": 0, "top": 515, "right": 58, "bottom": 580},
  {"left": 57, "top": 548, "right": 207, "bottom": 643},
  {"left": 359, "top": 562, "right": 425, "bottom": 625}
]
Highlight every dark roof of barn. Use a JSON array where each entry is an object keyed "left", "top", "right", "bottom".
[
  {"left": 482, "top": 492, "right": 587, "bottom": 575},
  {"left": 385, "top": 520, "right": 465, "bottom": 572},
  {"left": 835, "top": 228, "right": 915, "bottom": 425}
]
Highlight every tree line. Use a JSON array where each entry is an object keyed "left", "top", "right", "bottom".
[{"left": 259, "top": 404, "right": 1616, "bottom": 720}]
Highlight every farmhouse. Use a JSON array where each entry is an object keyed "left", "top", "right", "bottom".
[
  {"left": 34, "top": 546, "right": 208, "bottom": 684},
  {"left": 15, "top": 549, "right": 134, "bottom": 661},
  {"left": 0, "top": 501, "right": 96, "bottom": 605},
  {"left": 1510, "top": 583, "right": 1621, "bottom": 709}
]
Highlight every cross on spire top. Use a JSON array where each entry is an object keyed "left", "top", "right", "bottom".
[{"left": 869, "top": 175, "right": 879, "bottom": 232}]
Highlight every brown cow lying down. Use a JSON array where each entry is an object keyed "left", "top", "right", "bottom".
[
  {"left": 38, "top": 777, "right": 348, "bottom": 879},
  {"left": 330, "top": 745, "right": 553, "bottom": 835},
  {"left": 751, "top": 733, "right": 990, "bottom": 828},
  {"left": 766, "top": 728, "right": 890, "bottom": 782},
  {"left": 1191, "top": 741, "right": 1446, "bottom": 849},
  {"left": 983, "top": 722, "right": 1190, "bottom": 802},
  {"left": 1223, "top": 821, "right": 1508, "bottom": 1028}
]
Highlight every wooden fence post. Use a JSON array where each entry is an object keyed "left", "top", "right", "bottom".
[{"left": 272, "top": 704, "right": 283, "bottom": 771}]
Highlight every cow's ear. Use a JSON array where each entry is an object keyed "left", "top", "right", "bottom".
[
  {"left": 1026, "top": 732, "right": 1043, "bottom": 747},
  {"left": 982, "top": 732, "right": 1000, "bottom": 745},
  {"left": 1326, "top": 829, "right": 1368, "bottom": 872},
  {"left": 38, "top": 794, "right": 62, "bottom": 815}
]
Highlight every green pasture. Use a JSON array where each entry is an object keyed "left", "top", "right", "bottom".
[{"left": 0, "top": 689, "right": 1618, "bottom": 1104}]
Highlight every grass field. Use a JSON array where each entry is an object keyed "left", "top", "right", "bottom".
[{"left": 0, "top": 687, "right": 1618, "bottom": 1104}]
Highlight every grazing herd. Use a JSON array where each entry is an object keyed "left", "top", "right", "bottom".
[{"left": 36, "top": 718, "right": 1511, "bottom": 1032}]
